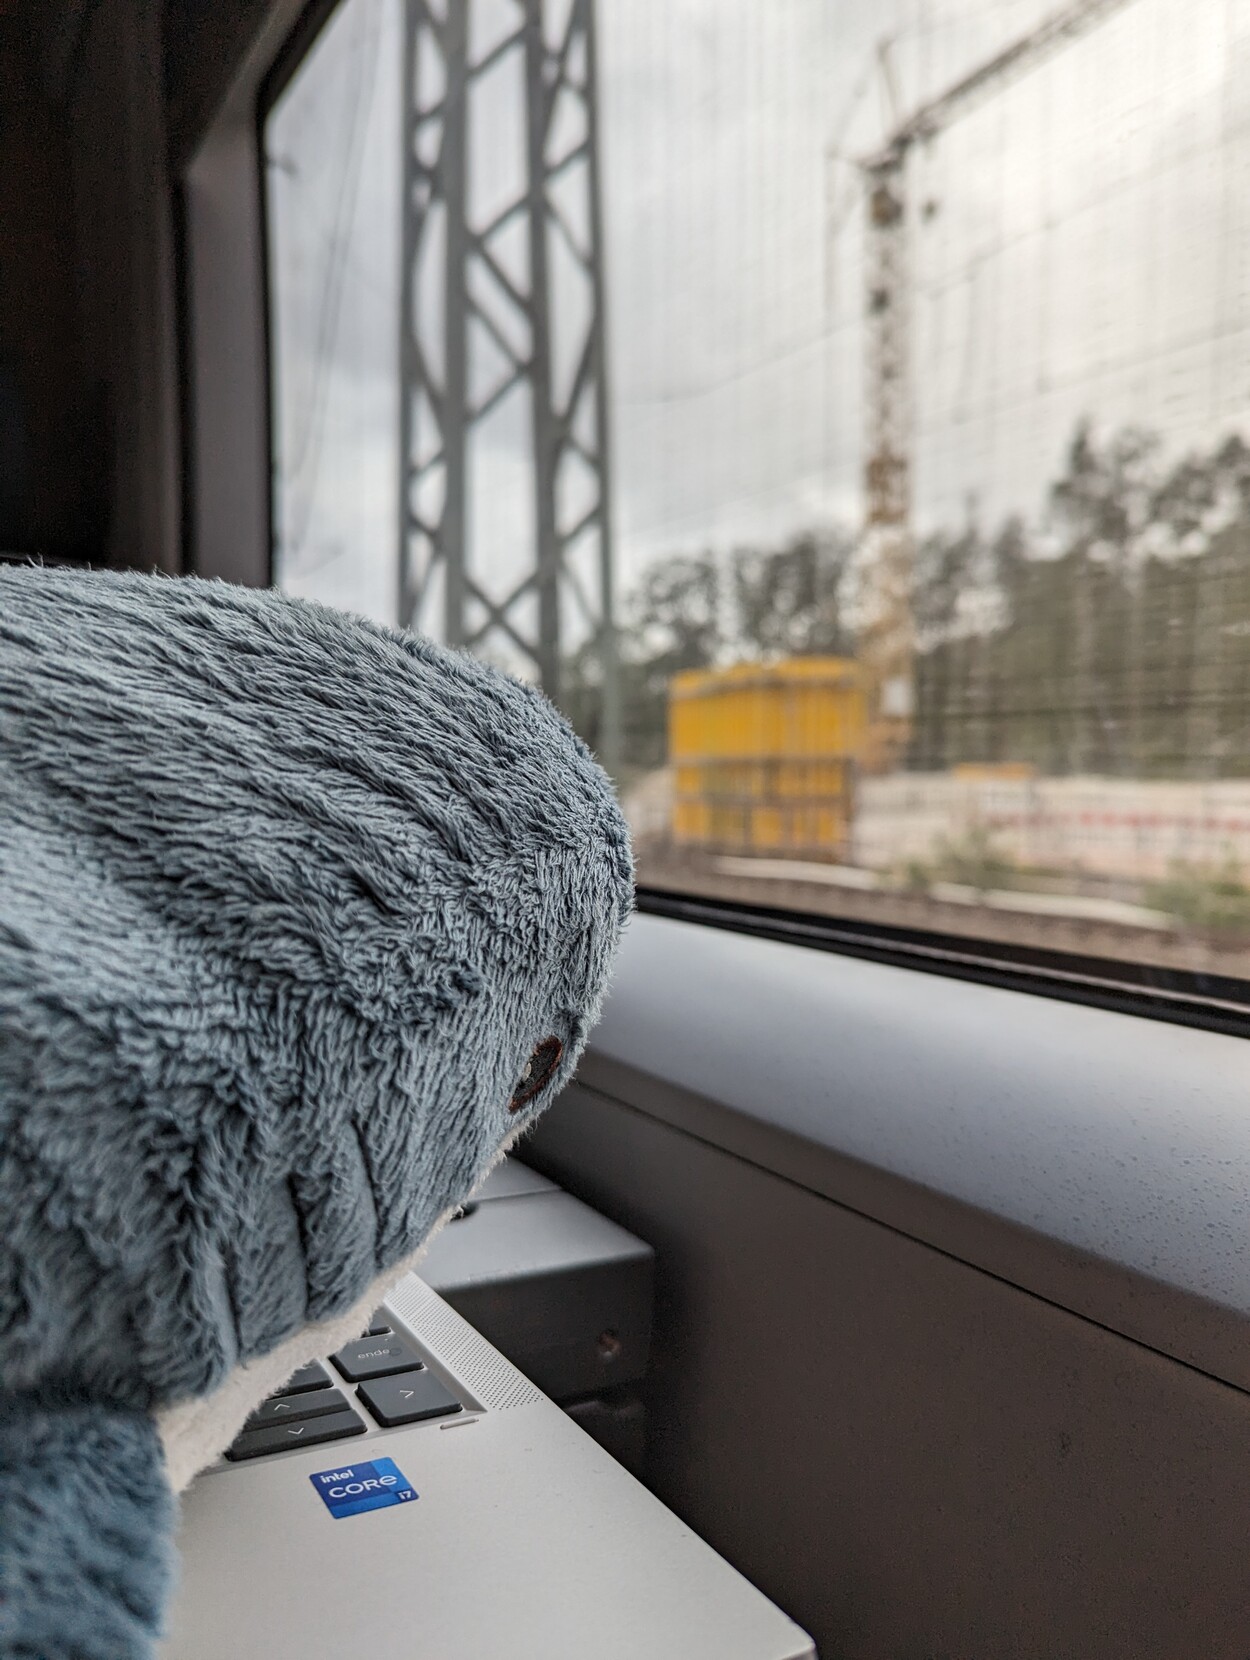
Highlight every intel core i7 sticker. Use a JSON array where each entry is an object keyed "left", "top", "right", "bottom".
[{"left": 310, "top": 1459, "right": 418, "bottom": 1519}]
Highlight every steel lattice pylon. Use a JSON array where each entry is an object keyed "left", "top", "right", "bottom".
[{"left": 397, "top": 0, "right": 618, "bottom": 769}]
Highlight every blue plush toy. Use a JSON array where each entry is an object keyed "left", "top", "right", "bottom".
[{"left": 0, "top": 569, "right": 632, "bottom": 1659}]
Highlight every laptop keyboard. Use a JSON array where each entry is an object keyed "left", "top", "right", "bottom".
[
  {"left": 244, "top": 1386, "right": 352, "bottom": 1429},
  {"left": 224, "top": 1312, "right": 464, "bottom": 1462},
  {"left": 331, "top": 1332, "right": 425, "bottom": 1382}
]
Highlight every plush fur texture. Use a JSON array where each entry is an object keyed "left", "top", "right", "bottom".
[
  {"left": 155, "top": 1189, "right": 460, "bottom": 1493},
  {"left": 0, "top": 1397, "right": 174, "bottom": 1660},
  {"left": 0, "top": 568, "right": 632, "bottom": 1657}
]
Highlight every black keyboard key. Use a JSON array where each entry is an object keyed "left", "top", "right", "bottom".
[
  {"left": 245, "top": 1387, "right": 350, "bottom": 1431},
  {"left": 332, "top": 1334, "right": 424, "bottom": 1382},
  {"left": 367, "top": 1313, "right": 392, "bottom": 1336},
  {"left": 225, "top": 1407, "right": 366, "bottom": 1462},
  {"left": 357, "top": 1368, "right": 462, "bottom": 1428},
  {"left": 279, "top": 1361, "right": 332, "bottom": 1395}
]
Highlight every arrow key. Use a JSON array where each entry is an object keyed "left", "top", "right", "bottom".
[
  {"left": 224, "top": 1407, "right": 367, "bottom": 1461},
  {"left": 279, "top": 1360, "right": 333, "bottom": 1395},
  {"left": 357, "top": 1368, "right": 462, "bottom": 1427},
  {"left": 244, "top": 1387, "right": 350, "bottom": 1431}
]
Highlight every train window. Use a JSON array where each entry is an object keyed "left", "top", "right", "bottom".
[{"left": 265, "top": 0, "right": 1250, "bottom": 996}]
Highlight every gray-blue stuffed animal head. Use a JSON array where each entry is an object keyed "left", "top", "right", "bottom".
[{"left": 0, "top": 568, "right": 632, "bottom": 1658}]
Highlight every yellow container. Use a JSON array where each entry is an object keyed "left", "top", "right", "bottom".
[
  {"left": 950, "top": 762, "right": 1037, "bottom": 781},
  {"left": 669, "top": 658, "right": 868, "bottom": 860}
]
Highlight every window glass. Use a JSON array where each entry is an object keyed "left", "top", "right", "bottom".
[
  {"left": 267, "top": 0, "right": 1250, "bottom": 986},
  {"left": 268, "top": 0, "right": 398, "bottom": 624}
]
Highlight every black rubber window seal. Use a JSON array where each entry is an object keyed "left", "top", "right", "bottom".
[{"left": 635, "top": 885, "right": 1250, "bottom": 1042}]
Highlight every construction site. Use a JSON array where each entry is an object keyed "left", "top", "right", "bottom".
[
  {"left": 611, "top": 0, "right": 1250, "bottom": 975},
  {"left": 271, "top": 0, "right": 1250, "bottom": 973}
]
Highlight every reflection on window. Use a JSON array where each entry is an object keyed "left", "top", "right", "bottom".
[
  {"left": 267, "top": 0, "right": 396, "bottom": 625},
  {"left": 267, "top": 0, "right": 1250, "bottom": 984}
]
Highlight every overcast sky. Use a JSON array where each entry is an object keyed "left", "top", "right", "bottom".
[{"left": 266, "top": 0, "right": 1250, "bottom": 639}]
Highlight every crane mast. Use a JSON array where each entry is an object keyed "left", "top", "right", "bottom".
[
  {"left": 855, "top": 0, "right": 1137, "bottom": 770},
  {"left": 858, "top": 154, "right": 912, "bottom": 770}
]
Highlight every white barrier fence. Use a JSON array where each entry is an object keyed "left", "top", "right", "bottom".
[
  {"left": 854, "top": 774, "right": 1250, "bottom": 881},
  {"left": 625, "top": 768, "right": 1250, "bottom": 881}
]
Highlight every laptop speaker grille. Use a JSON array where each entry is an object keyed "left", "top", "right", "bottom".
[{"left": 389, "top": 1275, "right": 543, "bottom": 1410}]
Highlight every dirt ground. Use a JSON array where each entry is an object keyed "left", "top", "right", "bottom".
[{"left": 636, "top": 845, "right": 1250, "bottom": 983}]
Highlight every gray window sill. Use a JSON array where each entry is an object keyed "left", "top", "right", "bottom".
[{"left": 579, "top": 912, "right": 1250, "bottom": 1392}]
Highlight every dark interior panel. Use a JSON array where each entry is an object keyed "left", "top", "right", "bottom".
[
  {"left": 527, "top": 1082, "right": 1250, "bottom": 1659},
  {"left": 0, "top": 13, "right": 106, "bottom": 562},
  {"left": 1, "top": 0, "right": 180, "bottom": 572},
  {"left": 0, "top": 0, "right": 303, "bottom": 580}
]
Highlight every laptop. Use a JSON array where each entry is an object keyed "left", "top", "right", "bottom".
[{"left": 160, "top": 1273, "right": 816, "bottom": 1660}]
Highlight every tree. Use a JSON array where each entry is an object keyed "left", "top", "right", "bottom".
[
  {"left": 563, "top": 552, "right": 724, "bottom": 772},
  {"left": 586, "top": 419, "right": 1250, "bottom": 784},
  {"left": 626, "top": 553, "right": 722, "bottom": 670},
  {"left": 911, "top": 520, "right": 982, "bottom": 769},
  {"left": 618, "top": 553, "right": 723, "bottom": 771},
  {"left": 729, "top": 530, "right": 851, "bottom": 660}
]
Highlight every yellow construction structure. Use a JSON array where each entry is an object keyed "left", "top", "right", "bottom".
[{"left": 669, "top": 658, "right": 869, "bottom": 860}]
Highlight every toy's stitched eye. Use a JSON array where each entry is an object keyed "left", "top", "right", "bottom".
[{"left": 509, "top": 1036, "right": 563, "bottom": 1112}]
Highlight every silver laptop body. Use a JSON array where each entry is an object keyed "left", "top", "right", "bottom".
[{"left": 161, "top": 1275, "right": 816, "bottom": 1660}]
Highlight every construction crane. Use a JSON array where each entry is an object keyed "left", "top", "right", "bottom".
[{"left": 852, "top": 0, "right": 1137, "bottom": 770}]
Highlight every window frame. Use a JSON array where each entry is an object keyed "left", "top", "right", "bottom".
[
  {"left": 241, "top": 0, "right": 1250, "bottom": 1039},
  {"left": 636, "top": 886, "right": 1250, "bottom": 1041}
]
